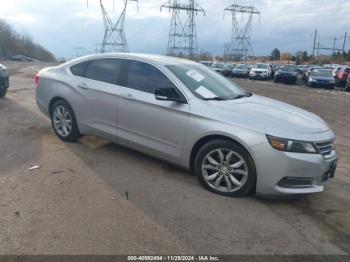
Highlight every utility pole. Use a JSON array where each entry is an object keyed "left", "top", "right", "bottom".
[
  {"left": 161, "top": 0, "right": 205, "bottom": 59},
  {"left": 73, "top": 47, "right": 87, "bottom": 57},
  {"left": 332, "top": 37, "right": 337, "bottom": 54},
  {"left": 312, "top": 30, "right": 346, "bottom": 58},
  {"left": 88, "top": 0, "right": 138, "bottom": 53},
  {"left": 342, "top": 32, "right": 347, "bottom": 52},
  {"left": 312, "top": 29, "right": 317, "bottom": 57},
  {"left": 224, "top": 3, "right": 260, "bottom": 62}
]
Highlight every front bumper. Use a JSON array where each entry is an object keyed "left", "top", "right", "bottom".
[
  {"left": 232, "top": 71, "right": 249, "bottom": 77},
  {"left": 249, "top": 73, "right": 269, "bottom": 79},
  {"left": 251, "top": 134, "right": 337, "bottom": 196},
  {"left": 309, "top": 80, "right": 335, "bottom": 88},
  {"left": 275, "top": 74, "right": 297, "bottom": 83}
]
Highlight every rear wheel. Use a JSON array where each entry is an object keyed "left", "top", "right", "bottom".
[
  {"left": 194, "top": 139, "right": 256, "bottom": 197},
  {"left": 0, "top": 88, "right": 7, "bottom": 98},
  {"left": 50, "top": 100, "right": 80, "bottom": 142}
]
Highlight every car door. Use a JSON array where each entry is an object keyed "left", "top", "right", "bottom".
[
  {"left": 69, "top": 58, "right": 122, "bottom": 140},
  {"left": 117, "top": 59, "right": 190, "bottom": 162}
]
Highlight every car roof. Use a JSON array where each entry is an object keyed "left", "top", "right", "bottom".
[{"left": 62, "top": 53, "right": 198, "bottom": 68}]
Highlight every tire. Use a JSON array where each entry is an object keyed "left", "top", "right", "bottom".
[
  {"left": 0, "top": 88, "right": 7, "bottom": 98},
  {"left": 194, "top": 139, "right": 256, "bottom": 197},
  {"left": 306, "top": 80, "right": 311, "bottom": 87},
  {"left": 50, "top": 100, "right": 81, "bottom": 142}
]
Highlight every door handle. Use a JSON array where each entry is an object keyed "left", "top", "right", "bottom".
[
  {"left": 77, "top": 83, "right": 89, "bottom": 90},
  {"left": 120, "top": 93, "right": 134, "bottom": 100}
]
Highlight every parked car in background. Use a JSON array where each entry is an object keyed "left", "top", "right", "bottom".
[
  {"left": 270, "top": 64, "right": 279, "bottom": 78},
  {"left": 221, "top": 63, "right": 236, "bottom": 77},
  {"left": 306, "top": 69, "right": 335, "bottom": 89},
  {"left": 231, "top": 64, "right": 251, "bottom": 78},
  {"left": 35, "top": 53, "right": 337, "bottom": 197},
  {"left": 211, "top": 62, "right": 225, "bottom": 74},
  {"left": 297, "top": 65, "right": 308, "bottom": 73},
  {"left": 273, "top": 65, "right": 298, "bottom": 84},
  {"left": 0, "top": 64, "right": 9, "bottom": 98},
  {"left": 199, "top": 61, "right": 213, "bottom": 67},
  {"left": 334, "top": 67, "right": 350, "bottom": 87},
  {"left": 10, "top": 55, "right": 37, "bottom": 62},
  {"left": 332, "top": 66, "right": 343, "bottom": 78},
  {"left": 346, "top": 75, "right": 350, "bottom": 91},
  {"left": 249, "top": 63, "right": 273, "bottom": 80},
  {"left": 302, "top": 66, "right": 323, "bottom": 82}
]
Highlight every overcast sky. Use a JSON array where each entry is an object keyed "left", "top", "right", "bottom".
[{"left": 0, "top": 0, "right": 349, "bottom": 59}]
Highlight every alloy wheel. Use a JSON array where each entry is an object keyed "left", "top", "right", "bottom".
[
  {"left": 53, "top": 105, "right": 73, "bottom": 137},
  {"left": 202, "top": 148, "right": 248, "bottom": 193}
]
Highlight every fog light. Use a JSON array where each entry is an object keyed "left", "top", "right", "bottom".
[{"left": 278, "top": 177, "right": 313, "bottom": 188}]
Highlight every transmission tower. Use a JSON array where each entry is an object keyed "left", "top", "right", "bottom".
[
  {"left": 224, "top": 3, "right": 260, "bottom": 62},
  {"left": 161, "top": 0, "right": 205, "bottom": 59},
  {"left": 88, "top": 0, "right": 138, "bottom": 53}
]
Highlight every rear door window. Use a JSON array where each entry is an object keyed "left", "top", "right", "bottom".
[
  {"left": 84, "top": 58, "right": 123, "bottom": 85},
  {"left": 126, "top": 60, "right": 176, "bottom": 94}
]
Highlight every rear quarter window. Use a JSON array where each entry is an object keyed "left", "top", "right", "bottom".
[{"left": 70, "top": 61, "right": 89, "bottom": 77}]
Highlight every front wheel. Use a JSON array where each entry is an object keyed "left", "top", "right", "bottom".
[
  {"left": 50, "top": 100, "right": 81, "bottom": 142},
  {"left": 194, "top": 139, "right": 256, "bottom": 197}
]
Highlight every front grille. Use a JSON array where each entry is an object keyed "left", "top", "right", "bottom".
[{"left": 315, "top": 140, "right": 334, "bottom": 156}]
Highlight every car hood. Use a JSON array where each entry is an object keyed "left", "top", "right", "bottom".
[
  {"left": 233, "top": 69, "right": 249, "bottom": 72},
  {"left": 207, "top": 95, "right": 330, "bottom": 136},
  {"left": 278, "top": 70, "right": 296, "bottom": 75},
  {"left": 251, "top": 69, "right": 268, "bottom": 73}
]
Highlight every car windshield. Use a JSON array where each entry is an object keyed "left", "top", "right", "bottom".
[
  {"left": 166, "top": 64, "right": 246, "bottom": 100},
  {"left": 310, "top": 70, "right": 332, "bottom": 77},
  {"left": 212, "top": 63, "right": 224, "bottom": 68},
  {"left": 236, "top": 64, "right": 249, "bottom": 69},
  {"left": 279, "top": 65, "right": 298, "bottom": 72},
  {"left": 254, "top": 64, "right": 268, "bottom": 69},
  {"left": 224, "top": 64, "right": 234, "bottom": 69}
]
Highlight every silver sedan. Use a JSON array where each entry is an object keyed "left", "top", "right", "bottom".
[{"left": 35, "top": 53, "right": 337, "bottom": 197}]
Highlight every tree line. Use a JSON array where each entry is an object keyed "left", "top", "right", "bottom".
[
  {"left": 270, "top": 48, "right": 350, "bottom": 64},
  {"left": 0, "top": 19, "right": 56, "bottom": 62}
]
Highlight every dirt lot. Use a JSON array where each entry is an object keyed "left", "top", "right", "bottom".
[{"left": 0, "top": 61, "right": 349, "bottom": 255}]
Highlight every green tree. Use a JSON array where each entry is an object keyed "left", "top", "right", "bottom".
[
  {"left": 302, "top": 51, "right": 308, "bottom": 62},
  {"left": 270, "top": 48, "right": 280, "bottom": 61}
]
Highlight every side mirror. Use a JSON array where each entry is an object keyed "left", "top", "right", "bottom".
[{"left": 154, "top": 88, "right": 186, "bottom": 103}]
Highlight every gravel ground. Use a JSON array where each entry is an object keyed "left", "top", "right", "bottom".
[{"left": 0, "top": 61, "right": 349, "bottom": 255}]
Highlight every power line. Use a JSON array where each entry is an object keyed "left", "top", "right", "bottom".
[{"left": 312, "top": 30, "right": 347, "bottom": 61}]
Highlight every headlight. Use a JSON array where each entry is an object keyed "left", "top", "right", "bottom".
[
  {"left": 0, "top": 69, "right": 9, "bottom": 78},
  {"left": 329, "top": 79, "right": 335, "bottom": 83},
  {"left": 309, "top": 77, "right": 315, "bottom": 82},
  {"left": 266, "top": 135, "right": 317, "bottom": 153}
]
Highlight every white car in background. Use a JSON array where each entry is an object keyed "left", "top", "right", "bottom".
[
  {"left": 211, "top": 62, "right": 225, "bottom": 74},
  {"left": 249, "top": 63, "right": 273, "bottom": 80}
]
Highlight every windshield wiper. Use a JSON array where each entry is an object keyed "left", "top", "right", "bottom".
[
  {"left": 235, "top": 92, "right": 253, "bottom": 99},
  {"left": 202, "top": 97, "right": 228, "bottom": 101}
]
